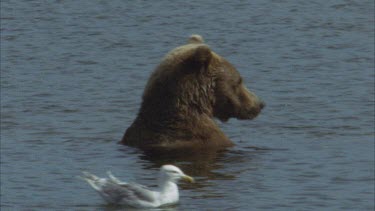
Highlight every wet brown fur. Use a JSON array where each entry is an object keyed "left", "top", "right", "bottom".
[{"left": 120, "top": 36, "right": 264, "bottom": 151}]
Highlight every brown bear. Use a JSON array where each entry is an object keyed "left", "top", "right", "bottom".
[{"left": 120, "top": 35, "right": 264, "bottom": 151}]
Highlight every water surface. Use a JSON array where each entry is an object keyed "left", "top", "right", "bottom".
[{"left": 1, "top": 0, "right": 374, "bottom": 210}]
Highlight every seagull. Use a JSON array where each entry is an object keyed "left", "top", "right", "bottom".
[{"left": 80, "top": 165, "right": 194, "bottom": 208}]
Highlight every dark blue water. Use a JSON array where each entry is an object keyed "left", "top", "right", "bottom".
[{"left": 1, "top": 0, "right": 374, "bottom": 210}]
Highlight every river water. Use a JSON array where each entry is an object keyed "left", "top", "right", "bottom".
[{"left": 1, "top": 0, "right": 374, "bottom": 210}]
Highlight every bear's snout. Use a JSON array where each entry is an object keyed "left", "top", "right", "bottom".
[
  {"left": 259, "top": 101, "right": 265, "bottom": 110},
  {"left": 238, "top": 88, "right": 264, "bottom": 120},
  {"left": 251, "top": 100, "right": 265, "bottom": 115},
  {"left": 241, "top": 103, "right": 263, "bottom": 119}
]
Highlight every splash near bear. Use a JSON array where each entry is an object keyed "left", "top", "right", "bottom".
[{"left": 121, "top": 35, "right": 264, "bottom": 150}]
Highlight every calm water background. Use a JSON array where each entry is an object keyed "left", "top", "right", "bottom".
[{"left": 1, "top": 0, "right": 374, "bottom": 210}]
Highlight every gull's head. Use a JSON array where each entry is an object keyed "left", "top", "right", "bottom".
[{"left": 159, "top": 165, "right": 194, "bottom": 184}]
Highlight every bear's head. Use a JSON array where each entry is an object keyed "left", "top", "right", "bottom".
[
  {"left": 210, "top": 53, "right": 265, "bottom": 122},
  {"left": 210, "top": 62, "right": 264, "bottom": 122},
  {"left": 140, "top": 35, "right": 264, "bottom": 124}
]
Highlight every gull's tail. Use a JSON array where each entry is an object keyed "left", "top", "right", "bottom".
[
  {"left": 107, "top": 171, "right": 124, "bottom": 184},
  {"left": 80, "top": 171, "right": 106, "bottom": 192}
]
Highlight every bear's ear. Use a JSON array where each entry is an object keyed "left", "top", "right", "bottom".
[
  {"left": 188, "top": 34, "right": 204, "bottom": 44},
  {"left": 185, "top": 45, "right": 212, "bottom": 73}
]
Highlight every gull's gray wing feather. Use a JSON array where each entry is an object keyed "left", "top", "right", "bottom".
[
  {"left": 106, "top": 171, "right": 127, "bottom": 185},
  {"left": 100, "top": 182, "right": 157, "bottom": 205},
  {"left": 81, "top": 171, "right": 158, "bottom": 207}
]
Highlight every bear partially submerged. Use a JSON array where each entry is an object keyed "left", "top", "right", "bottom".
[{"left": 121, "top": 35, "right": 264, "bottom": 150}]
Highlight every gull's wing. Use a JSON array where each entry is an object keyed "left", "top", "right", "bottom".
[
  {"left": 100, "top": 182, "right": 158, "bottom": 206},
  {"left": 106, "top": 171, "right": 127, "bottom": 185},
  {"left": 81, "top": 172, "right": 159, "bottom": 207}
]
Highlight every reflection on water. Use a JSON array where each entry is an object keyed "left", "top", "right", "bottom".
[
  {"left": 120, "top": 144, "right": 271, "bottom": 176},
  {"left": 117, "top": 145, "right": 275, "bottom": 199}
]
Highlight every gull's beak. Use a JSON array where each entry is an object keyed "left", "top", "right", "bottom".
[{"left": 181, "top": 175, "right": 195, "bottom": 183}]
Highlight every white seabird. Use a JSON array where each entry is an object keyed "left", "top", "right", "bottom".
[{"left": 80, "top": 165, "right": 194, "bottom": 208}]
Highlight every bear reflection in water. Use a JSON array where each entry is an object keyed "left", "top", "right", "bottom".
[{"left": 120, "top": 35, "right": 264, "bottom": 151}]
